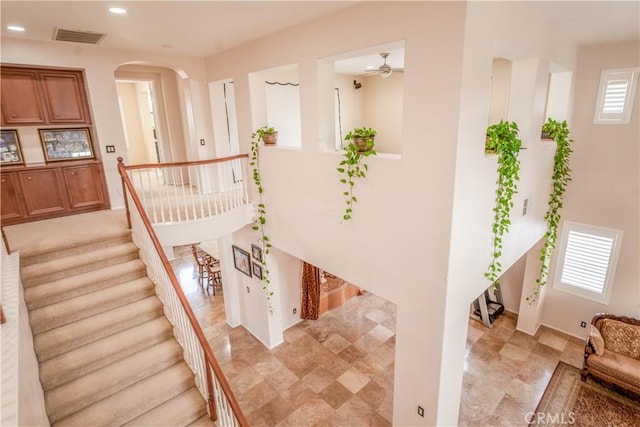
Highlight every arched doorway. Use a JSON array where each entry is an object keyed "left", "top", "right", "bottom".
[{"left": 114, "top": 64, "right": 188, "bottom": 165}]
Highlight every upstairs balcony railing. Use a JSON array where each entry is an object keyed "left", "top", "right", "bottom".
[
  {"left": 118, "top": 155, "right": 250, "bottom": 225},
  {"left": 117, "top": 156, "right": 248, "bottom": 426}
]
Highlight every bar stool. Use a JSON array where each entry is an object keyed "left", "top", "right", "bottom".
[
  {"left": 191, "top": 244, "right": 212, "bottom": 289},
  {"left": 206, "top": 258, "right": 223, "bottom": 295}
]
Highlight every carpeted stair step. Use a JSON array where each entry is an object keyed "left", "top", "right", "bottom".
[
  {"left": 34, "top": 296, "right": 163, "bottom": 362},
  {"left": 21, "top": 242, "right": 140, "bottom": 288},
  {"left": 29, "top": 277, "right": 155, "bottom": 334},
  {"left": 46, "top": 339, "right": 184, "bottom": 423},
  {"left": 20, "top": 230, "right": 132, "bottom": 267},
  {"left": 53, "top": 362, "right": 196, "bottom": 427},
  {"left": 40, "top": 317, "right": 173, "bottom": 391},
  {"left": 122, "top": 387, "right": 208, "bottom": 426},
  {"left": 24, "top": 259, "right": 147, "bottom": 310},
  {"left": 187, "top": 414, "right": 217, "bottom": 426}
]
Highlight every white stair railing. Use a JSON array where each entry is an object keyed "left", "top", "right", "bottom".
[
  {"left": 121, "top": 155, "right": 250, "bottom": 225},
  {"left": 117, "top": 157, "right": 248, "bottom": 427}
]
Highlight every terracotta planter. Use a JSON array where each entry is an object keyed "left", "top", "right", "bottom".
[
  {"left": 353, "top": 136, "right": 374, "bottom": 152},
  {"left": 262, "top": 132, "right": 278, "bottom": 145}
]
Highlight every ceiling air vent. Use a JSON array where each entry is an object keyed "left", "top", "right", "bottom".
[{"left": 53, "top": 28, "right": 106, "bottom": 45}]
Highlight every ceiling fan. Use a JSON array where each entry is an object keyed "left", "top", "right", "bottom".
[{"left": 362, "top": 52, "right": 404, "bottom": 78}]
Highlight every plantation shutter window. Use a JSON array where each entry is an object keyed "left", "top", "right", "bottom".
[
  {"left": 553, "top": 221, "right": 622, "bottom": 304},
  {"left": 594, "top": 68, "right": 639, "bottom": 124}
]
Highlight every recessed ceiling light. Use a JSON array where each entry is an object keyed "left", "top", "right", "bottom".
[
  {"left": 109, "top": 7, "right": 127, "bottom": 14},
  {"left": 7, "top": 25, "right": 26, "bottom": 32}
]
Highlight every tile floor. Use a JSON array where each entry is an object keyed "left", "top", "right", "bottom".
[
  {"left": 170, "top": 245, "right": 396, "bottom": 426},
  {"left": 171, "top": 245, "right": 585, "bottom": 427},
  {"left": 460, "top": 313, "right": 585, "bottom": 426}
]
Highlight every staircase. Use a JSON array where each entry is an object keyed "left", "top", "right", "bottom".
[{"left": 21, "top": 225, "right": 213, "bottom": 426}]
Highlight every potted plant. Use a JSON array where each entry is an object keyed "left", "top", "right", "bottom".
[
  {"left": 528, "top": 118, "right": 573, "bottom": 304},
  {"left": 345, "top": 127, "right": 376, "bottom": 152},
  {"left": 484, "top": 120, "right": 522, "bottom": 287},
  {"left": 255, "top": 126, "right": 278, "bottom": 145},
  {"left": 250, "top": 127, "right": 274, "bottom": 314},
  {"left": 337, "top": 127, "right": 377, "bottom": 221}
]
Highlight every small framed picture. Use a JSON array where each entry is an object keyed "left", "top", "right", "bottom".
[
  {"left": 0, "top": 130, "right": 24, "bottom": 165},
  {"left": 251, "top": 244, "right": 263, "bottom": 263},
  {"left": 252, "top": 261, "right": 263, "bottom": 280},
  {"left": 232, "top": 245, "right": 251, "bottom": 278},
  {"left": 39, "top": 127, "right": 95, "bottom": 162}
]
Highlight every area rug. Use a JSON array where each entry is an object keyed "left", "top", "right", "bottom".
[{"left": 530, "top": 361, "right": 640, "bottom": 426}]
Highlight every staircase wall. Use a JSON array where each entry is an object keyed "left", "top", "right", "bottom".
[{"left": 0, "top": 244, "right": 49, "bottom": 427}]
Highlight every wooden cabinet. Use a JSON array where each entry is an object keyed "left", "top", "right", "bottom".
[
  {"left": 19, "top": 169, "right": 67, "bottom": 216},
  {"left": 0, "top": 161, "right": 109, "bottom": 225},
  {"left": 0, "top": 68, "right": 47, "bottom": 125},
  {"left": 1, "top": 172, "right": 26, "bottom": 222},
  {"left": 1, "top": 66, "right": 91, "bottom": 126},
  {"left": 63, "top": 164, "right": 106, "bottom": 209},
  {"left": 40, "top": 71, "right": 90, "bottom": 123}
]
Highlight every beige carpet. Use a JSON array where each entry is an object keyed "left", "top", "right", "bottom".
[
  {"left": 531, "top": 362, "right": 640, "bottom": 426},
  {"left": 3, "top": 209, "right": 127, "bottom": 257}
]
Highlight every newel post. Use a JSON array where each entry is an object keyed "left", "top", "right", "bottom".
[
  {"left": 117, "top": 157, "right": 132, "bottom": 229},
  {"left": 205, "top": 362, "right": 218, "bottom": 421}
]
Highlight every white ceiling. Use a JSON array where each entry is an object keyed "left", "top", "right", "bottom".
[
  {"left": 1, "top": 1, "right": 638, "bottom": 60},
  {"left": 0, "top": 1, "right": 357, "bottom": 57}
]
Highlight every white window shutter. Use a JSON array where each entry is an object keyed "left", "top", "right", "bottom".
[
  {"left": 594, "top": 68, "right": 639, "bottom": 124},
  {"left": 553, "top": 221, "right": 623, "bottom": 304},
  {"left": 560, "top": 230, "right": 613, "bottom": 293}
]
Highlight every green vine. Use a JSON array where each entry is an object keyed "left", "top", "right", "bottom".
[
  {"left": 250, "top": 128, "right": 274, "bottom": 314},
  {"left": 337, "top": 127, "right": 377, "bottom": 221},
  {"left": 527, "top": 118, "right": 573, "bottom": 304},
  {"left": 484, "top": 120, "right": 522, "bottom": 287}
]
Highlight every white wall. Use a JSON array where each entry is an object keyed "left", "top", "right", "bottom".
[
  {"left": 539, "top": 41, "right": 640, "bottom": 337},
  {"left": 272, "top": 247, "right": 303, "bottom": 331},
  {"left": 1, "top": 38, "right": 209, "bottom": 209},
  {"left": 335, "top": 74, "right": 365, "bottom": 149},
  {"left": 488, "top": 58, "right": 512, "bottom": 125},
  {"left": 500, "top": 253, "right": 526, "bottom": 313},
  {"left": 204, "top": 2, "right": 468, "bottom": 425},
  {"left": 442, "top": 2, "right": 579, "bottom": 424},
  {"left": 362, "top": 72, "right": 404, "bottom": 154}
]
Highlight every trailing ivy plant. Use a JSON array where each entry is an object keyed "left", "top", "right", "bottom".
[
  {"left": 250, "top": 128, "right": 274, "bottom": 314},
  {"left": 527, "top": 118, "right": 573, "bottom": 304},
  {"left": 484, "top": 120, "right": 522, "bottom": 287},
  {"left": 337, "top": 127, "right": 377, "bottom": 221}
]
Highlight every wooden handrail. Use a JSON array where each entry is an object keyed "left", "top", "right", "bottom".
[
  {"left": 119, "top": 154, "right": 249, "bottom": 171},
  {"left": 1, "top": 226, "right": 11, "bottom": 254},
  {"left": 117, "top": 159, "right": 248, "bottom": 426}
]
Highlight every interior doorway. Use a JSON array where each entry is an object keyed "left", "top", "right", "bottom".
[{"left": 115, "top": 79, "right": 162, "bottom": 164}]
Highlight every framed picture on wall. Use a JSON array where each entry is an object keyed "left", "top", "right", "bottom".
[
  {"left": 39, "top": 127, "right": 95, "bottom": 162},
  {"left": 0, "top": 130, "right": 24, "bottom": 165},
  {"left": 251, "top": 244, "right": 263, "bottom": 263},
  {"left": 232, "top": 245, "right": 252, "bottom": 278},
  {"left": 252, "top": 262, "right": 263, "bottom": 280}
]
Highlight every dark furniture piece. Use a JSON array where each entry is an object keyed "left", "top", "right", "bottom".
[
  {"left": 1, "top": 160, "right": 109, "bottom": 224},
  {"left": 1, "top": 65, "right": 91, "bottom": 126},
  {"left": 582, "top": 313, "right": 640, "bottom": 396}
]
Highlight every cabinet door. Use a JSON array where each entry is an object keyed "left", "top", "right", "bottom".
[
  {"left": 63, "top": 164, "right": 106, "bottom": 209},
  {"left": 1, "top": 172, "right": 26, "bottom": 221},
  {"left": 19, "top": 169, "right": 67, "bottom": 216},
  {"left": 0, "top": 69, "right": 47, "bottom": 125},
  {"left": 40, "top": 71, "right": 90, "bottom": 123}
]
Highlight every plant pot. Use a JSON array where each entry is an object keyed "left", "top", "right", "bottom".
[
  {"left": 353, "top": 136, "right": 374, "bottom": 152},
  {"left": 262, "top": 132, "right": 278, "bottom": 145}
]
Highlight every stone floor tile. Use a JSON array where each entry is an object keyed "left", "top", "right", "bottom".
[
  {"left": 302, "top": 367, "right": 336, "bottom": 393},
  {"left": 319, "top": 381, "right": 353, "bottom": 410},
  {"left": 338, "top": 366, "right": 371, "bottom": 394}
]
